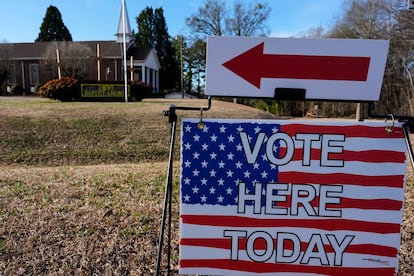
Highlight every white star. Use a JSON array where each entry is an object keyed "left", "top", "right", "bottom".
[
  {"left": 254, "top": 126, "right": 261, "bottom": 133},
  {"left": 184, "top": 142, "right": 191, "bottom": 150},
  {"left": 184, "top": 177, "right": 191, "bottom": 185},
  {"left": 217, "top": 195, "right": 224, "bottom": 203},
  {"left": 226, "top": 187, "right": 233, "bottom": 195},
  {"left": 272, "top": 126, "right": 279, "bottom": 133},
  {"left": 236, "top": 143, "right": 243, "bottom": 151},
  {"left": 202, "top": 125, "right": 209, "bottom": 133},
  {"left": 201, "top": 160, "right": 208, "bottom": 168},
  {"left": 200, "top": 194, "right": 207, "bottom": 202},
  {"left": 235, "top": 179, "right": 242, "bottom": 185},
  {"left": 227, "top": 152, "right": 234, "bottom": 160},
  {"left": 210, "top": 152, "right": 217, "bottom": 159},
  {"left": 226, "top": 170, "right": 234, "bottom": 177},
  {"left": 201, "top": 143, "right": 209, "bottom": 151},
  {"left": 219, "top": 143, "right": 226, "bottom": 151},
  {"left": 253, "top": 163, "right": 260, "bottom": 169},
  {"left": 210, "top": 134, "right": 218, "bottom": 142},
  {"left": 192, "top": 186, "right": 199, "bottom": 194},
  {"left": 193, "top": 152, "right": 200, "bottom": 159},
  {"left": 270, "top": 164, "right": 277, "bottom": 170},
  {"left": 218, "top": 161, "right": 225, "bottom": 168},
  {"left": 184, "top": 160, "right": 191, "bottom": 167},
  {"left": 218, "top": 178, "right": 225, "bottom": 185},
  {"left": 243, "top": 170, "right": 251, "bottom": 178},
  {"left": 184, "top": 125, "right": 192, "bottom": 132},
  {"left": 183, "top": 194, "right": 190, "bottom": 202},
  {"left": 235, "top": 161, "right": 243, "bottom": 169},
  {"left": 209, "top": 186, "right": 216, "bottom": 194},
  {"left": 236, "top": 125, "right": 244, "bottom": 132},
  {"left": 201, "top": 178, "right": 208, "bottom": 185},
  {"left": 193, "top": 134, "right": 200, "bottom": 142},
  {"left": 209, "top": 169, "right": 217, "bottom": 177},
  {"left": 219, "top": 125, "right": 227, "bottom": 133},
  {"left": 261, "top": 154, "right": 267, "bottom": 161},
  {"left": 192, "top": 169, "right": 200, "bottom": 176},
  {"left": 261, "top": 171, "right": 268, "bottom": 179},
  {"left": 227, "top": 135, "right": 235, "bottom": 143}
]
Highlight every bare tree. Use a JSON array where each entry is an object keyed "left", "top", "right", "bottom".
[
  {"left": 41, "top": 42, "right": 93, "bottom": 80},
  {"left": 186, "top": 0, "right": 227, "bottom": 36},
  {"left": 186, "top": 0, "right": 271, "bottom": 37},
  {"left": 226, "top": 1, "right": 271, "bottom": 36},
  {"left": 326, "top": 0, "right": 414, "bottom": 116}
]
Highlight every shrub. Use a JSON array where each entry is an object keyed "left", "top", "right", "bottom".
[
  {"left": 37, "top": 77, "right": 79, "bottom": 101},
  {"left": 130, "top": 80, "right": 152, "bottom": 101},
  {"left": 10, "top": 84, "right": 24, "bottom": 95}
]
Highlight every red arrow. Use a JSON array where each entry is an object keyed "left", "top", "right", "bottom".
[{"left": 222, "top": 42, "right": 371, "bottom": 89}]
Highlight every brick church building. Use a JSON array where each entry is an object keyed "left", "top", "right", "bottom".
[{"left": 0, "top": 2, "right": 160, "bottom": 95}]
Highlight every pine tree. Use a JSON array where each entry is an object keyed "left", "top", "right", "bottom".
[
  {"left": 135, "top": 7, "right": 179, "bottom": 91},
  {"left": 36, "top": 5, "right": 72, "bottom": 42}
]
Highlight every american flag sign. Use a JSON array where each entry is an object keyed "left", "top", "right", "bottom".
[{"left": 179, "top": 118, "right": 407, "bottom": 276}]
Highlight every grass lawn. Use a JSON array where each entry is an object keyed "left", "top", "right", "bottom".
[{"left": 0, "top": 96, "right": 413, "bottom": 275}]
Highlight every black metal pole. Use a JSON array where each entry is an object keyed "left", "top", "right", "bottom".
[
  {"left": 403, "top": 123, "right": 414, "bottom": 170},
  {"left": 156, "top": 105, "right": 177, "bottom": 275}
]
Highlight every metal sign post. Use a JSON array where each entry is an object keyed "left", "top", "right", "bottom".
[{"left": 156, "top": 97, "right": 212, "bottom": 275}]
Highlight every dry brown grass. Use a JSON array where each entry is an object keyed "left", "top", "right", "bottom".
[{"left": 0, "top": 97, "right": 413, "bottom": 275}]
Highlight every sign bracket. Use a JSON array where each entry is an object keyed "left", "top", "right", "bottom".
[
  {"left": 367, "top": 102, "right": 414, "bottom": 169},
  {"left": 156, "top": 97, "right": 212, "bottom": 275}
]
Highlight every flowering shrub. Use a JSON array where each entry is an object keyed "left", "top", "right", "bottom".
[
  {"left": 130, "top": 80, "right": 152, "bottom": 101},
  {"left": 37, "top": 77, "right": 79, "bottom": 101}
]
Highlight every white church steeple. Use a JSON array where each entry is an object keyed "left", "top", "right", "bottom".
[{"left": 115, "top": 0, "right": 134, "bottom": 43}]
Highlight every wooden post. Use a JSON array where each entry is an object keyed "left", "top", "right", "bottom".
[
  {"left": 56, "top": 48, "right": 62, "bottom": 79},
  {"left": 130, "top": 55, "right": 134, "bottom": 81},
  {"left": 97, "top": 43, "right": 101, "bottom": 81}
]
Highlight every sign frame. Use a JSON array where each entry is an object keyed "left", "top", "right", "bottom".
[{"left": 206, "top": 36, "right": 389, "bottom": 102}]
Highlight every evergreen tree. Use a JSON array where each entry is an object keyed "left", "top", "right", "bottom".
[
  {"left": 135, "top": 7, "right": 179, "bottom": 91},
  {"left": 36, "top": 5, "right": 72, "bottom": 42}
]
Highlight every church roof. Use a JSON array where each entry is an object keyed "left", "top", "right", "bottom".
[{"left": 0, "top": 41, "right": 153, "bottom": 60}]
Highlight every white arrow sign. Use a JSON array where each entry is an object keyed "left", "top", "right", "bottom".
[{"left": 206, "top": 36, "right": 389, "bottom": 101}]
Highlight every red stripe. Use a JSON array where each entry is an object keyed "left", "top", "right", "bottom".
[
  {"left": 278, "top": 172, "right": 405, "bottom": 188},
  {"left": 181, "top": 215, "right": 400, "bottom": 234},
  {"left": 288, "top": 148, "right": 406, "bottom": 163},
  {"left": 180, "top": 238, "right": 398, "bottom": 258},
  {"left": 281, "top": 124, "right": 404, "bottom": 138},
  {"left": 180, "top": 259, "right": 396, "bottom": 275}
]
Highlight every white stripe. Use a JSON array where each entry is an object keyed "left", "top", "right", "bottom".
[
  {"left": 278, "top": 160, "right": 407, "bottom": 176},
  {"left": 181, "top": 184, "right": 404, "bottom": 201},
  {"left": 341, "top": 185, "right": 404, "bottom": 200},
  {"left": 180, "top": 224, "right": 401, "bottom": 249},
  {"left": 181, "top": 206, "right": 402, "bottom": 224},
  {"left": 179, "top": 245, "right": 398, "bottom": 268},
  {"left": 180, "top": 267, "right": 325, "bottom": 276},
  {"left": 289, "top": 136, "right": 407, "bottom": 153},
  {"left": 181, "top": 204, "right": 404, "bottom": 223}
]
